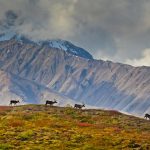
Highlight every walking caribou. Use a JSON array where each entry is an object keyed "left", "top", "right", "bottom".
[
  {"left": 45, "top": 99, "right": 57, "bottom": 106},
  {"left": 9, "top": 100, "right": 20, "bottom": 106},
  {"left": 144, "top": 113, "right": 150, "bottom": 120},
  {"left": 74, "top": 103, "right": 85, "bottom": 109}
]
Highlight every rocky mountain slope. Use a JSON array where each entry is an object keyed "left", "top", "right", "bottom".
[
  {"left": 0, "top": 69, "right": 75, "bottom": 106},
  {"left": 0, "top": 34, "right": 149, "bottom": 116}
]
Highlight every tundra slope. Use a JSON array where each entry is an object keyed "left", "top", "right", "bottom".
[
  {"left": 0, "top": 105, "right": 149, "bottom": 149},
  {"left": 0, "top": 34, "right": 149, "bottom": 116}
]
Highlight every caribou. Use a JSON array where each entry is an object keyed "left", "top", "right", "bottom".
[
  {"left": 45, "top": 100, "right": 57, "bottom": 106},
  {"left": 9, "top": 100, "right": 20, "bottom": 106},
  {"left": 74, "top": 103, "right": 85, "bottom": 109},
  {"left": 144, "top": 113, "right": 150, "bottom": 120}
]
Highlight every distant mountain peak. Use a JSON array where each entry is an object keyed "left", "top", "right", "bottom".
[
  {"left": 0, "top": 32, "right": 93, "bottom": 60},
  {"left": 40, "top": 39, "right": 93, "bottom": 60}
]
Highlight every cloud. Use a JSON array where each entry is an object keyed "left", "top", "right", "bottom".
[
  {"left": 126, "top": 49, "right": 150, "bottom": 67},
  {"left": 0, "top": 0, "right": 80, "bottom": 40},
  {"left": 0, "top": 0, "right": 150, "bottom": 66}
]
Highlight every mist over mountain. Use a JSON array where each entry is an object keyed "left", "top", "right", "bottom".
[{"left": 0, "top": 33, "right": 149, "bottom": 116}]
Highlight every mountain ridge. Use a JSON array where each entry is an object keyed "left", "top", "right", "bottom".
[{"left": 0, "top": 33, "right": 93, "bottom": 60}]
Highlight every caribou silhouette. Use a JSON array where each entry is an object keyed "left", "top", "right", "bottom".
[
  {"left": 9, "top": 100, "right": 20, "bottom": 106},
  {"left": 74, "top": 103, "right": 85, "bottom": 109},
  {"left": 144, "top": 113, "right": 150, "bottom": 120},
  {"left": 45, "top": 100, "right": 57, "bottom": 106}
]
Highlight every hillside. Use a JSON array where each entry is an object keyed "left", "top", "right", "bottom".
[
  {"left": 0, "top": 35, "right": 150, "bottom": 117},
  {"left": 0, "top": 105, "right": 149, "bottom": 150},
  {"left": 0, "top": 69, "right": 77, "bottom": 106}
]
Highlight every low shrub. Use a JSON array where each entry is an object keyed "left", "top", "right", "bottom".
[
  {"left": 0, "top": 143, "right": 13, "bottom": 150},
  {"left": 7, "top": 119, "right": 24, "bottom": 127},
  {"left": 17, "top": 130, "right": 34, "bottom": 141}
]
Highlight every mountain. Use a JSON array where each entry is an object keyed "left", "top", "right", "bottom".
[
  {"left": 0, "top": 33, "right": 149, "bottom": 116},
  {"left": 0, "top": 69, "right": 76, "bottom": 106},
  {"left": 0, "top": 33, "right": 93, "bottom": 59},
  {"left": 40, "top": 39, "right": 93, "bottom": 60}
]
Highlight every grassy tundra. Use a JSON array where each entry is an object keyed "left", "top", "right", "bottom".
[{"left": 0, "top": 105, "right": 149, "bottom": 150}]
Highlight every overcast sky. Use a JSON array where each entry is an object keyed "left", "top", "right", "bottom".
[{"left": 0, "top": 0, "right": 150, "bottom": 66}]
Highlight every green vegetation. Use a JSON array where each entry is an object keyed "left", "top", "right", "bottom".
[{"left": 0, "top": 105, "right": 149, "bottom": 150}]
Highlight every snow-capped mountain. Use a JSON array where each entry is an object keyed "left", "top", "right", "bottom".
[
  {"left": 40, "top": 39, "right": 93, "bottom": 59},
  {"left": 0, "top": 34, "right": 149, "bottom": 116},
  {"left": 0, "top": 33, "right": 93, "bottom": 59}
]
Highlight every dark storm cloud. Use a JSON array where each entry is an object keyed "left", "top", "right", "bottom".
[
  {"left": 0, "top": 0, "right": 150, "bottom": 66},
  {"left": 5, "top": 10, "right": 18, "bottom": 26}
]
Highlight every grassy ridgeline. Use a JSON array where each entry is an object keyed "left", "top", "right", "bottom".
[{"left": 0, "top": 105, "right": 149, "bottom": 150}]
